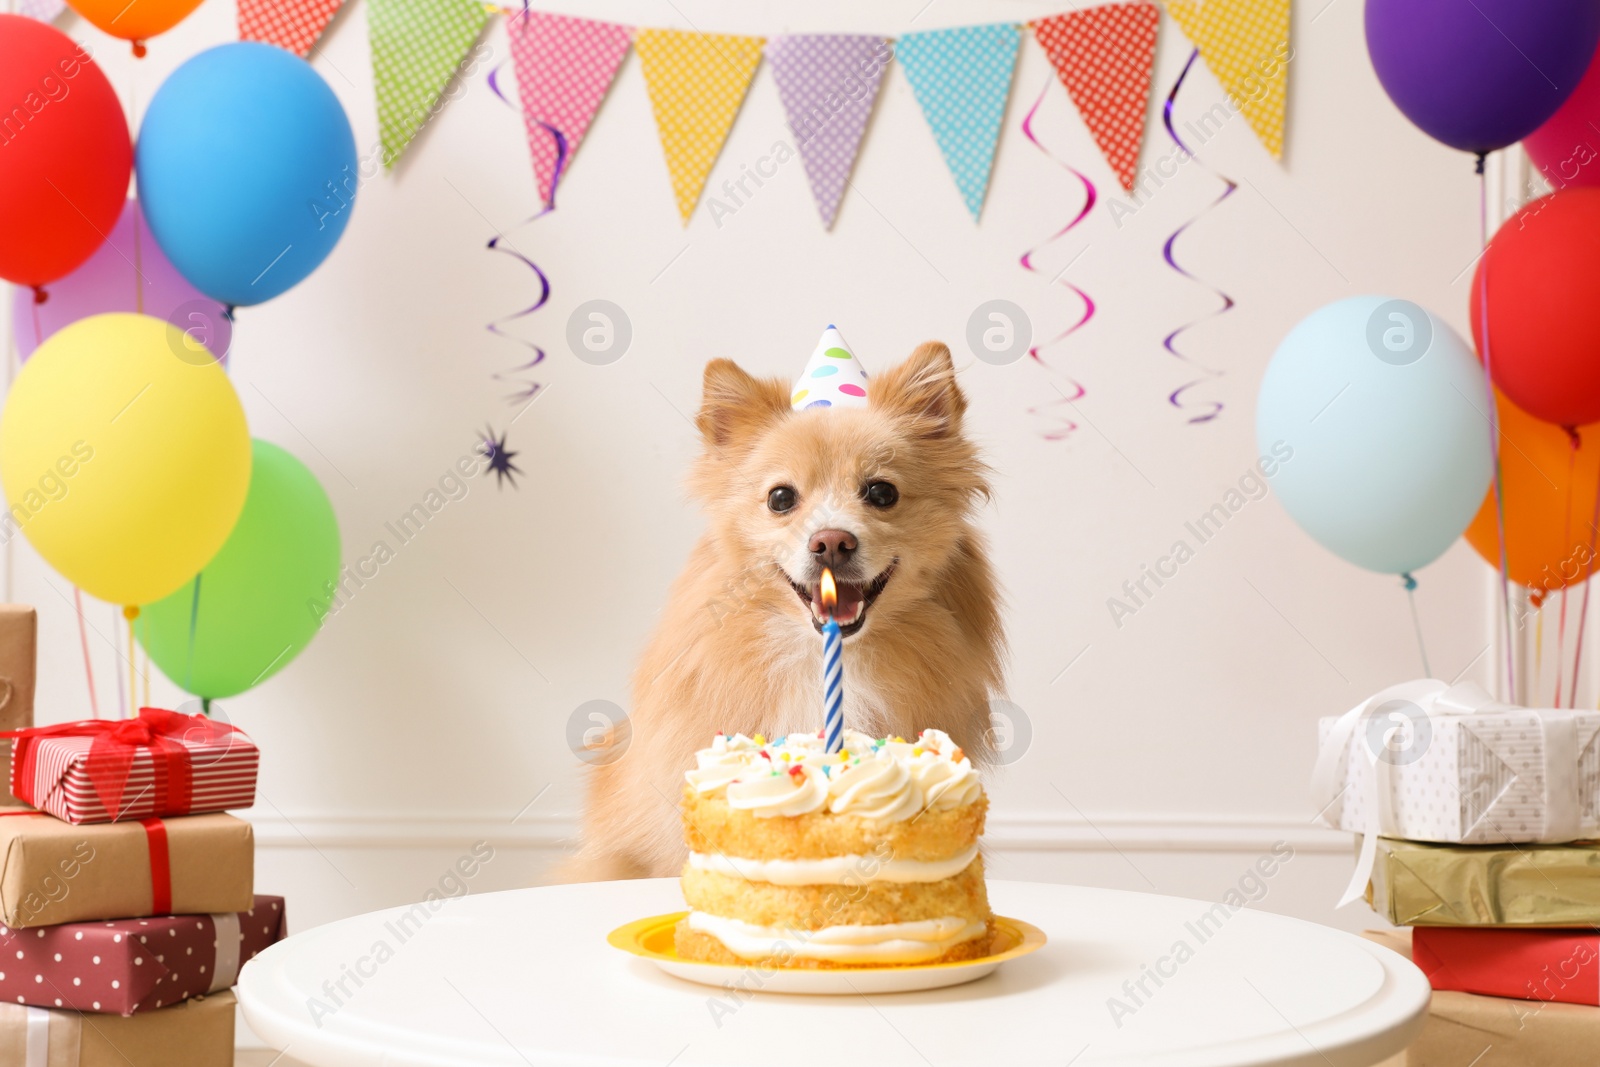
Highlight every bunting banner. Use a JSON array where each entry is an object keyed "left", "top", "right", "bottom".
[
  {"left": 897, "top": 23, "right": 1022, "bottom": 221},
  {"left": 367, "top": 0, "right": 492, "bottom": 168},
  {"left": 508, "top": 10, "right": 633, "bottom": 209},
  {"left": 766, "top": 35, "right": 894, "bottom": 230},
  {"left": 1032, "top": 4, "right": 1160, "bottom": 192},
  {"left": 239, "top": 0, "right": 344, "bottom": 56},
  {"left": 1165, "top": 0, "right": 1291, "bottom": 159},
  {"left": 634, "top": 28, "right": 765, "bottom": 225},
  {"left": 18, "top": 0, "right": 65, "bottom": 21}
]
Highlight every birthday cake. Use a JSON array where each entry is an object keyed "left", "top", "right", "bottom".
[{"left": 675, "top": 728, "right": 993, "bottom": 968}]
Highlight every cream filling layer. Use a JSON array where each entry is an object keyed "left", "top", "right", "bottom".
[
  {"left": 688, "top": 845, "right": 979, "bottom": 886},
  {"left": 687, "top": 911, "right": 987, "bottom": 964}
]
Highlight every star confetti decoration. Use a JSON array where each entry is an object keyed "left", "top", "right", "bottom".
[{"left": 478, "top": 425, "right": 522, "bottom": 489}]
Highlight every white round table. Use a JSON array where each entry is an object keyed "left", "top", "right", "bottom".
[{"left": 238, "top": 879, "right": 1429, "bottom": 1067}]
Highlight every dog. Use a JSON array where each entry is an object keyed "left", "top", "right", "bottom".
[{"left": 559, "top": 340, "right": 1005, "bottom": 881}]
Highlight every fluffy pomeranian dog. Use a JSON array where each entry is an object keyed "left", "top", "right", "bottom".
[{"left": 560, "top": 341, "right": 1005, "bottom": 881}]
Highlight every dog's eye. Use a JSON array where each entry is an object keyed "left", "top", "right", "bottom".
[
  {"left": 863, "top": 481, "right": 899, "bottom": 508},
  {"left": 767, "top": 486, "right": 798, "bottom": 513}
]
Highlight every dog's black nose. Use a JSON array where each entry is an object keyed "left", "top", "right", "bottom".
[{"left": 809, "top": 529, "right": 858, "bottom": 570}]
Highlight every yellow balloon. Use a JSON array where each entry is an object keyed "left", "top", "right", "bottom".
[{"left": 0, "top": 313, "right": 250, "bottom": 606}]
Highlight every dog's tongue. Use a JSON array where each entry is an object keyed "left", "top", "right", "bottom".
[{"left": 817, "top": 579, "right": 865, "bottom": 620}]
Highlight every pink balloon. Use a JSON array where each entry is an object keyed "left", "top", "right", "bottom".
[
  {"left": 1526, "top": 44, "right": 1600, "bottom": 188},
  {"left": 12, "top": 198, "right": 232, "bottom": 362}
]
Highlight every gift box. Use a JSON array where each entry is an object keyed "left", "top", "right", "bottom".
[
  {"left": 1366, "top": 930, "right": 1600, "bottom": 1067},
  {"left": 1313, "top": 679, "right": 1600, "bottom": 845},
  {"left": 1366, "top": 836, "right": 1600, "bottom": 927},
  {"left": 5, "top": 707, "right": 258, "bottom": 824},
  {"left": 0, "top": 606, "right": 37, "bottom": 807},
  {"left": 0, "top": 894, "right": 284, "bottom": 1015},
  {"left": 0, "top": 989, "right": 234, "bottom": 1066},
  {"left": 1412, "top": 926, "right": 1599, "bottom": 1005},
  {"left": 0, "top": 812, "right": 254, "bottom": 928}
]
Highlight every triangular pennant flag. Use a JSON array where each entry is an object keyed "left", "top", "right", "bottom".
[
  {"left": 1032, "top": 5, "right": 1160, "bottom": 191},
  {"left": 367, "top": 0, "right": 492, "bottom": 169},
  {"left": 634, "top": 28, "right": 765, "bottom": 225},
  {"left": 766, "top": 35, "right": 893, "bottom": 229},
  {"left": 896, "top": 24, "right": 1021, "bottom": 221},
  {"left": 509, "top": 11, "right": 633, "bottom": 208},
  {"left": 239, "top": 0, "right": 345, "bottom": 57},
  {"left": 1166, "top": 0, "right": 1291, "bottom": 159},
  {"left": 18, "top": 0, "right": 66, "bottom": 22}
]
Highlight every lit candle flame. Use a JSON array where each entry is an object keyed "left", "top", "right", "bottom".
[{"left": 820, "top": 567, "right": 837, "bottom": 619}]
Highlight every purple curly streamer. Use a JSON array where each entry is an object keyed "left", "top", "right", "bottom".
[
  {"left": 483, "top": 57, "right": 569, "bottom": 405},
  {"left": 1018, "top": 78, "right": 1096, "bottom": 441},
  {"left": 1160, "top": 48, "right": 1236, "bottom": 424}
]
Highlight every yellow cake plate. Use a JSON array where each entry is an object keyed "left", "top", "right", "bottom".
[{"left": 607, "top": 912, "right": 1047, "bottom": 995}]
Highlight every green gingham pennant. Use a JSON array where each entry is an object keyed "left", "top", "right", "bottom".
[{"left": 367, "top": 0, "right": 492, "bottom": 168}]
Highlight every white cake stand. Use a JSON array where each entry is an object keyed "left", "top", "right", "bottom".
[{"left": 238, "top": 879, "right": 1428, "bottom": 1067}]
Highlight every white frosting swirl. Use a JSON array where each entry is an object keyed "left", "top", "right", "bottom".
[{"left": 684, "top": 728, "right": 981, "bottom": 821}]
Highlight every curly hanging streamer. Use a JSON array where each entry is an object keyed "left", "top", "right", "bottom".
[
  {"left": 1018, "top": 77, "right": 1096, "bottom": 441},
  {"left": 483, "top": 58, "right": 569, "bottom": 407},
  {"left": 1160, "top": 48, "right": 1236, "bottom": 424}
]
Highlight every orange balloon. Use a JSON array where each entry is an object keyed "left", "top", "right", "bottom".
[
  {"left": 1466, "top": 389, "right": 1600, "bottom": 594},
  {"left": 66, "top": 0, "right": 203, "bottom": 49}
]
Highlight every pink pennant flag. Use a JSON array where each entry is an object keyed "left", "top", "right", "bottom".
[
  {"left": 238, "top": 0, "right": 346, "bottom": 57},
  {"left": 766, "top": 35, "right": 893, "bottom": 229},
  {"left": 1032, "top": 4, "right": 1160, "bottom": 192},
  {"left": 510, "top": 10, "right": 634, "bottom": 208}
]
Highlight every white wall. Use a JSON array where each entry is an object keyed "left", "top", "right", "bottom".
[{"left": 3, "top": 0, "right": 1506, "bottom": 1016}]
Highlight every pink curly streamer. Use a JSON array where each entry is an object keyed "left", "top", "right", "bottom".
[
  {"left": 1018, "top": 77, "right": 1096, "bottom": 441},
  {"left": 1160, "top": 48, "right": 1236, "bottom": 424}
]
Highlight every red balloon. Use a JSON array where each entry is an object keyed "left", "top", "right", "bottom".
[
  {"left": 1470, "top": 188, "right": 1600, "bottom": 428},
  {"left": 0, "top": 15, "right": 131, "bottom": 291},
  {"left": 1525, "top": 44, "right": 1600, "bottom": 188}
]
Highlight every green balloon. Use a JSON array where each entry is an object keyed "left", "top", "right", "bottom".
[{"left": 140, "top": 440, "right": 340, "bottom": 699}]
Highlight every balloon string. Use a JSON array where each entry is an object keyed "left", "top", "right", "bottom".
[
  {"left": 1017, "top": 75, "right": 1094, "bottom": 441},
  {"left": 1556, "top": 433, "right": 1579, "bottom": 706},
  {"left": 1159, "top": 48, "right": 1235, "bottom": 424},
  {"left": 186, "top": 573, "right": 202, "bottom": 695},
  {"left": 73, "top": 588, "right": 99, "bottom": 718},
  {"left": 124, "top": 608, "right": 138, "bottom": 719},
  {"left": 482, "top": 57, "right": 567, "bottom": 407},
  {"left": 110, "top": 605, "right": 125, "bottom": 719},
  {"left": 1535, "top": 604, "right": 1545, "bottom": 706},
  {"left": 1401, "top": 573, "right": 1431, "bottom": 678},
  {"left": 1569, "top": 458, "right": 1600, "bottom": 706},
  {"left": 132, "top": 203, "right": 145, "bottom": 316},
  {"left": 1477, "top": 154, "right": 1515, "bottom": 699}
]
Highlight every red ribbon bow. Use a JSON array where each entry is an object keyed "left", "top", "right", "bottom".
[{"left": 4, "top": 708, "right": 240, "bottom": 822}]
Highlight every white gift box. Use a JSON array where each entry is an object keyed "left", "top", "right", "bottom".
[{"left": 1312, "top": 679, "right": 1600, "bottom": 846}]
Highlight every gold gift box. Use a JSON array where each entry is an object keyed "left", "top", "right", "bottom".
[
  {"left": 1366, "top": 836, "right": 1600, "bottom": 927},
  {"left": 0, "top": 990, "right": 233, "bottom": 1066}
]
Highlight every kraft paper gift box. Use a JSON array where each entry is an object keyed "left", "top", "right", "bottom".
[
  {"left": 1412, "top": 926, "right": 1600, "bottom": 1005},
  {"left": 1365, "top": 930, "right": 1600, "bottom": 1067},
  {"left": 1366, "top": 836, "right": 1600, "bottom": 927},
  {"left": 0, "top": 894, "right": 284, "bottom": 1015},
  {"left": 0, "top": 606, "right": 37, "bottom": 807},
  {"left": 0, "top": 989, "right": 234, "bottom": 1067},
  {"left": 6, "top": 707, "right": 259, "bottom": 824},
  {"left": 0, "top": 812, "right": 253, "bottom": 928},
  {"left": 1314, "top": 679, "right": 1600, "bottom": 846}
]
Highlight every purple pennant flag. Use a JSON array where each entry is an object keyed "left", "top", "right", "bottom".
[{"left": 766, "top": 35, "right": 894, "bottom": 229}]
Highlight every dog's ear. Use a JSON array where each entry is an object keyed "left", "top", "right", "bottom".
[
  {"left": 870, "top": 341, "right": 966, "bottom": 438},
  {"left": 696, "top": 359, "right": 789, "bottom": 450}
]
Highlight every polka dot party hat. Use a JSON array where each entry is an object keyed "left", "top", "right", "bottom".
[{"left": 791, "top": 325, "right": 870, "bottom": 410}]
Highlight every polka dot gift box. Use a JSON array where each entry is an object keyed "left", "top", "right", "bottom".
[
  {"left": 791, "top": 325, "right": 870, "bottom": 411},
  {"left": 0, "top": 895, "right": 284, "bottom": 1015}
]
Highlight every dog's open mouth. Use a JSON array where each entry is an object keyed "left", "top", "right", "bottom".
[{"left": 789, "top": 563, "right": 896, "bottom": 637}]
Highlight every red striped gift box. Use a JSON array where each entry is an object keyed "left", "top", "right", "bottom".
[{"left": 5, "top": 709, "right": 258, "bottom": 824}]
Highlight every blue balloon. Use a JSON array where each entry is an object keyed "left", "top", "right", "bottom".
[
  {"left": 136, "top": 43, "right": 356, "bottom": 307},
  {"left": 1257, "top": 296, "right": 1493, "bottom": 575}
]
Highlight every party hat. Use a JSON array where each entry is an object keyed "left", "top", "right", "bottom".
[{"left": 791, "top": 326, "right": 870, "bottom": 410}]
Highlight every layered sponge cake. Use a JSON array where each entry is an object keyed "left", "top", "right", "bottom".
[{"left": 676, "top": 729, "right": 993, "bottom": 968}]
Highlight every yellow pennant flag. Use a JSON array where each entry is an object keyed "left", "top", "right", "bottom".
[
  {"left": 635, "top": 29, "right": 765, "bottom": 224},
  {"left": 1165, "top": 0, "right": 1291, "bottom": 159}
]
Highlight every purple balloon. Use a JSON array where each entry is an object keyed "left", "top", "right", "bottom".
[
  {"left": 12, "top": 198, "right": 232, "bottom": 363},
  {"left": 1366, "top": 0, "right": 1600, "bottom": 154}
]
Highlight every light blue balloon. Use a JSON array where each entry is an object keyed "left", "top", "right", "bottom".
[
  {"left": 136, "top": 43, "right": 356, "bottom": 307},
  {"left": 1257, "top": 295, "right": 1493, "bottom": 574}
]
